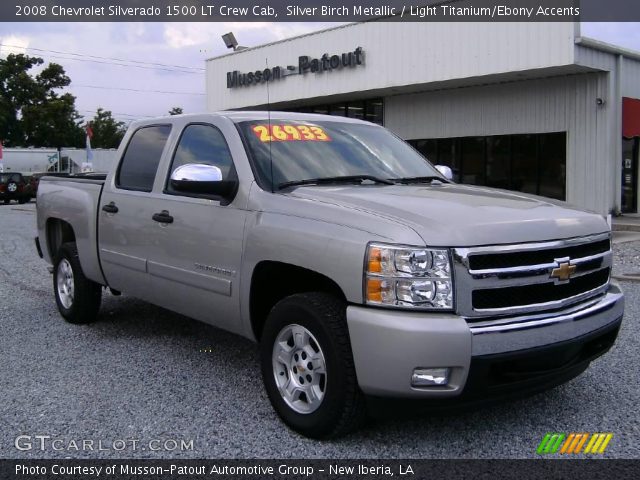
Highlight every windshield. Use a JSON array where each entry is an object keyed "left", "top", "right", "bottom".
[{"left": 238, "top": 120, "right": 442, "bottom": 189}]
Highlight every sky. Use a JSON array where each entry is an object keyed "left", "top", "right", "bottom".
[{"left": 0, "top": 22, "right": 638, "bottom": 126}]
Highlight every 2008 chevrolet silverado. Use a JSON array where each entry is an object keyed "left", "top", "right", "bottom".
[{"left": 36, "top": 112, "right": 624, "bottom": 438}]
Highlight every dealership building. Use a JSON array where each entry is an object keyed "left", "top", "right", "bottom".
[{"left": 206, "top": 22, "right": 640, "bottom": 215}]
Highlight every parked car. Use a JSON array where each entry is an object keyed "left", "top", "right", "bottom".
[
  {"left": 35, "top": 112, "right": 624, "bottom": 438},
  {"left": 0, "top": 173, "right": 30, "bottom": 204}
]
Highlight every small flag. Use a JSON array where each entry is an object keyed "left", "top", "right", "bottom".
[
  {"left": 85, "top": 123, "right": 94, "bottom": 172},
  {"left": 86, "top": 123, "right": 94, "bottom": 162}
]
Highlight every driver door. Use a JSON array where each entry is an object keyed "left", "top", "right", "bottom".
[{"left": 145, "top": 122, "right": 247, "bottom": 334}]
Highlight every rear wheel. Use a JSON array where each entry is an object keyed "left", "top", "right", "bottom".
[
  {"left": 3, "top": 199, "right": 9, "bottom": 205},
  {"left": 260, "top": 292, "right": 366, "bottom": 438},
  {"left": 18, "top": 198, "right": 27, "bottom": 204},
  {"left": 53, "top": 242, "right": 102, "bottom": 324}
]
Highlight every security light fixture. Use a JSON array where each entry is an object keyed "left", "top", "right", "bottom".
[
  {"left": 221, "top": 32, "right": 247, "bottom": 51},
  {"left": 222, "top": 32, "right": 237, "bottom": 50}
]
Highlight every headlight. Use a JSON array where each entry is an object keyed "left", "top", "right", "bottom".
[{"left": 365, "top": 243, "right": 453, "bottom": 310}]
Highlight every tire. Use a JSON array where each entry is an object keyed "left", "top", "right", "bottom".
[
  {"left": 260, "top": 292, "right": 366, "bottom": 438},
  {"left": 18, "top": 198, "right": 27, "bottom": 204},
  {"left": 3, "top": 199, "right": 9, "bottom": 205},
  {"left": 53, "top": 242, "right": 102, "bottom": 324}
]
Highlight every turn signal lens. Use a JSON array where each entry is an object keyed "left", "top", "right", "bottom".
[
  {"left": 366, "top": 278, "right": 394, "bottom": 304},
  {"left": 368, "top": 247, "right": 382, "bottom": 273}
]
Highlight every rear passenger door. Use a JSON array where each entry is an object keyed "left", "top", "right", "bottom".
[
  {"left": 98, "top": 124, "right": 172, "bottom": 301},
  {"left": 145, "top": 122, "right": 247, "bottom": 333}
]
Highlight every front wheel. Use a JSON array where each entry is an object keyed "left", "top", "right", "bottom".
[
  {"left": 260, "top": 292, "right": 366, "bottom": 438},
  {"left": 53, "top": 242, "right": 102, "bottom": 324}
]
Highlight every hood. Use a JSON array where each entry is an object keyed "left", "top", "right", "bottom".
[{"left": 284, "top": 183, "right": 609, "bottom": 247}]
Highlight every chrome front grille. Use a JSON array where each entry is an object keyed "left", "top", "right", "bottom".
[{"left": 453, "top": 233, "right": 612, "bottom": 319}]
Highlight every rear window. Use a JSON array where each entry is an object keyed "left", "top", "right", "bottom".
[
  {"left": 0, "top": 173, "right": 22, "bottom": 183},
  {"left": 117, "top": 125, "right": 171, "bottom": 191}
]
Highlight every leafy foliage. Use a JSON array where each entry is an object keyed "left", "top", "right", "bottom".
[
  {"left": 87, "top": 108, "right": 126, "bottom": 149},
  {"left": 0, "top": 54, "right": 84, "bottom": 148}
]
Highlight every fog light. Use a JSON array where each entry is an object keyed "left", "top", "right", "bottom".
[{"left": 412, "top": 368, "right": 450, "bottom": 387}]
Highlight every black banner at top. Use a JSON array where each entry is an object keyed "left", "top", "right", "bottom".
[{"left": 1, "top": 0, "right": 640, "bottom": 22}]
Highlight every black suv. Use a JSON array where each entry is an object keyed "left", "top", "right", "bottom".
[{"left": 0, "top": 173, "right": 30, "bottom": 204}]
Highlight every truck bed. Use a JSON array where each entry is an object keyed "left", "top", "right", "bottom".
[{"left": 36, "top": 174, "right": 107, "bottom": 285}]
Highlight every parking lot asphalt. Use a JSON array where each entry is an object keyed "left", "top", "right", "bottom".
[{"left": 1, "top": 201, "right": 638, "bottom": 459}]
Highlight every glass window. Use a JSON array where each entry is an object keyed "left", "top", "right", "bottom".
[
  {"left": 437, "top": 139, "right": 461, "bottom": 182},
  {"left": 511, "top": 135, "right": 538, "bottom": 195},
  {"left": 407, "top": 132, "right": 566, "bottom": 200},
  {"left": 283, "top": 99, "right": 384, "bottom": 125},
  {"left": 411, "top": 139, "right": 438, "bottom": 164},
  {"left": 117, "top": 125, "right": 171, "bottom": 191},
  {"left": 346, "top": 101, "right": 365, "bottom": 120},
  {"left": 166, "top": 124, "right": 235, "bottom": 194},
  {"left": 328, "top": 104, "right": 346, "bottom": 116},
  {"left": 538, "top": 133, "right": 566, "bottom": 200},
  {"left": 365, "top": 99, "right": 384, "bottom": 125},
  {"left": 486, "top": 136, "right": 511, "bottom": 190},
  {"left": 461, "top": 137, "right": 485, "bottom": 185}
]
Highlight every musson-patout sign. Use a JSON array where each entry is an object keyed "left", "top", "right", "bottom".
[{"left": 226, "top": 47, "right": 364, "bottom": 88}]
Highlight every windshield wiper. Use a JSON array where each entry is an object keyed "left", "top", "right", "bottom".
[
  {"left": 277, "top": 175, "right": 395, "bottom": 190},
  {"left": 389, "top": 176, "right": 447, "bottom": 184}
]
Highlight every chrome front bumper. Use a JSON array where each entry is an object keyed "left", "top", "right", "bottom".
[{"left": 346, "top": 282, "right": 624, "bottom": 398}]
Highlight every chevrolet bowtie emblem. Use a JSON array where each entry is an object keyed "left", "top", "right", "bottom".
[{"left": 550, "top": 261, "right": 576, "bottom": 281}]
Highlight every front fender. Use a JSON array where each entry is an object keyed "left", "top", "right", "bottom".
[{"left": 238, "top": 209, "right": 421, "bottom": 339}]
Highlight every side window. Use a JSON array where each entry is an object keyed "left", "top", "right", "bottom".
[
  {"left": 166, "top": 124, "right": 235, "bottom": 195},
  {"left": 116, "top": 125, "right": 171, "bottom": 191}
]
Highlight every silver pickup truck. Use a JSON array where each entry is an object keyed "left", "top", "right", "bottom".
[{"left": 36, "top": 112, "right": 624, "bottom": 438}]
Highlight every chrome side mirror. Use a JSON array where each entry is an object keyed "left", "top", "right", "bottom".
[
  {"left": 435, "top": 165, "right": 453, "bottom": 181},
  {"left": 171, "top": 164, "right": 223, "bottom": 182},
  {"left": 170, "top": 163, "right": 237, "bottom": 202}
]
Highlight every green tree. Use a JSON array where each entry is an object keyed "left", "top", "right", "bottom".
[
  {"left": 168, "top": 106, "right": 183, "bottom": 115},
  {"left": 0, "top": 54, "right": 84, "bottom": 147},
  {"left": 22, "top": 94, "right": 85, "bottom": 148},
  {"left": 87, "top": 108, "right": 126, "bottom": 148}
]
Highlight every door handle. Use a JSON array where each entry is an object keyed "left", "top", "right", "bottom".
[
  {"left": 102, "top": 202, "right": 119, "bottom": 214},
  {"left": 152, "top": 210, "right": 174, "bottom": 224}
]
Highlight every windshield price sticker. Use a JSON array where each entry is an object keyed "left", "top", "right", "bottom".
[{"left": 252, "top": 124, "right": 331, "bottom": 142}]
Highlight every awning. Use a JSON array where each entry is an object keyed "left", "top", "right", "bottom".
[{"left": 623, "top": 97, "right": 640, "bottom": 138}]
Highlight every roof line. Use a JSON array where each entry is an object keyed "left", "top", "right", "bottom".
[{"left": 576, "top": 36, "right": 640, "bottom": 61}]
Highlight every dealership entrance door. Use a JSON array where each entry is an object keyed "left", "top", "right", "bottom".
[
  {"left": 622, "top": 138, "right": 639, "bottom": 213},
  {"left": 622, "top": 98, "right": 640, "bottom": 213}
]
